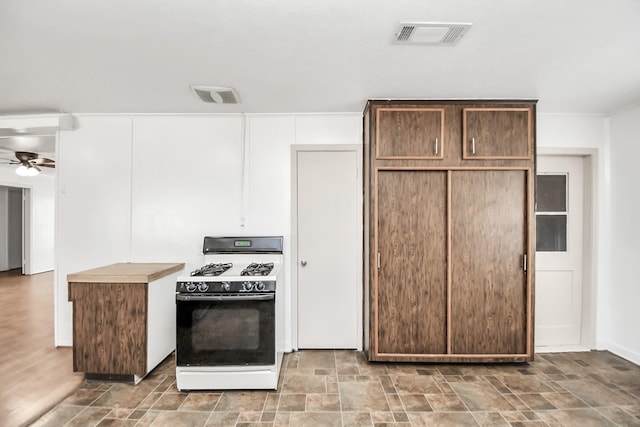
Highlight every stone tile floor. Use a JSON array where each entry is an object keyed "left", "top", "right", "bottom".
[{"left": 32, "top": 350, "right": 640, "bottom": 426}]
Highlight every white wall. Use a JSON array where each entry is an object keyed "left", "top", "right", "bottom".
[
  {"left": 607, "top": 105, "right": 640, "bottom": 364},
  {"left": 0, "top": 168, "right": 55, "bottom": 274},
  {"left": 56, "top": 116, "right": 133, "bottom": 345},
  {"left": 55, "top": 111, "right": 640, "bottom": 365},
  {"left": 55, "top": 113, "right": 361, "bottom": 347},
  {"left": 537, "top": 114, "right": 607, "bottom": 149},
  {"left": 130, "top": 115, "right": 243, "bottom": 266}
]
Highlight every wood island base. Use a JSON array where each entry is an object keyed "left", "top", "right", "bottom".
[{"left": 67, "top": 263, "right": 184, "bottom": 383}]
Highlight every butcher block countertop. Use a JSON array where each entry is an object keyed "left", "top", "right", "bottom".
[{"left": 67, "top": 262, "right": 185, "bottom": 283}]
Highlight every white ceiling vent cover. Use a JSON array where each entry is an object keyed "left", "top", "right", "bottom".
[
  {"left": 190, "top": 86, "right": 240, "bottom": 104},
  {"left": 394, "top": 22, "right": 472, "bottom": 45}
]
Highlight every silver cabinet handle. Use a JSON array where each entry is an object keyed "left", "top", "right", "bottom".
[
  {"left": 435, "top": 137, "right": 439, "bottom": 155},
  {"left": 300, "top": 260, "right": 307, "bottom": 267},
  {"left": 471, "top": 137, "right": 476, "bottom": 155}
]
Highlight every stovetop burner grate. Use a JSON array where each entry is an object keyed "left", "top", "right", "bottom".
[
  {"left": 190, "top": 262, "right": 233, "bottom": 277},
  {"left": 241, "top": 262, "right": 274, "bottom": 276}
]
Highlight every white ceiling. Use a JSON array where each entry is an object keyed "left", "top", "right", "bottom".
[{"left": 1, "top": 0, "right": 639, "bottom": 116}]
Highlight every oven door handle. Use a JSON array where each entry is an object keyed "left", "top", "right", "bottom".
[{"left": 176, "top": 294, "right": 275, "bottom": 302}]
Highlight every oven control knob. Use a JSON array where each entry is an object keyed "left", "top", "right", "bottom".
[
  {"left": 197, "top": 283, "right": 209, "bottom": 293},
  {"left": 243, "top": 281, "right": 254, "bottom": 291},
  {"left": 185, "top": 282, "right": 197, "bottom": 292},
  {"left": 221, "top": 281, "right": 231, "bottom": 291},
  {"left": 255, "top": 281, "right": 265, "bottom": 291}
]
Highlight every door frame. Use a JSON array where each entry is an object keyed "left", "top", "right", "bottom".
[
  {"left": 536, "top": 147, "right": 598, "bottom": 352},
  {"left": 290, "top": 144, "right": 363, "bottom": 351},
  {"left": 22, "top": 188, "right": 31, "bottom": 274}
]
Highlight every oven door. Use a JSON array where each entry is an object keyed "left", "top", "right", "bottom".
[{"left": 176, "top": 293, "right": 275, "bottom": 367}]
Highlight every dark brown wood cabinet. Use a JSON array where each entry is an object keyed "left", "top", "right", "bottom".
[
  {"left": 377, "top": 170, "right": 448, "bottom": 355},
  {"left": 376, "top": 107, "right": 445, "bottom": 159},
  {"left": 364, "top": 100, "right": 536, "bottom": 363},
  {"left": 450, "top": 170, "right": 528, "bottom": 355},
  {"left": 462, "top": 107, "right": 533, "bottom": 159}
]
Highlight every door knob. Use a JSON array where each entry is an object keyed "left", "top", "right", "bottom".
[{"left": 300, "top": 260, "right": 307, "bottom": 266}]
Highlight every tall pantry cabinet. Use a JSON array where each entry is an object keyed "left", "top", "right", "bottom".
[{"left": 363, "top": 100, "right": 536, "bottom": 363}]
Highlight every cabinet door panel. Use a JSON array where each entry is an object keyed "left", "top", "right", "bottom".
[
  {"left": 450, "top": 170, "right": 527, "bottom": 354},
  {"left": 376, "top": 170, "right": 447, "bottom": 355},
  {"left": 463, "top": 108, "right": 532, "bottom": 159},
  {"left": 376, "top": 108, "right": 444, "bottom": 159}
]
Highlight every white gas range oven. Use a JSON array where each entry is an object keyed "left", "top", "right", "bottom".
[{"left": 175, "top": 236, "right": 284, "bottom": 391}]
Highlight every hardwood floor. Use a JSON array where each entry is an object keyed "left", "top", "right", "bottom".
[{"left": 0, "top": 269, "right": 83, "bottom": 427}]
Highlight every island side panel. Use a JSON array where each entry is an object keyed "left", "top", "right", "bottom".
[{"left": 147, "top": 272, "right": 180, "bottom": 372}]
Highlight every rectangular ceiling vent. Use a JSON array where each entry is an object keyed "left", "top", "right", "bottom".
[
  {"left": 394, "top": 22, "right": 472, "bottom": 45},
  {"left": 190, "top": 86, "right": 240, "bottom": 104}
]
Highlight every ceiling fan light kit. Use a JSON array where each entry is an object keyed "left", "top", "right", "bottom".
[{"left": 16, "top": 164, "right": 40, "bottom": 177}]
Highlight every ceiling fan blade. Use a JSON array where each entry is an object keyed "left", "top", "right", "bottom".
[
  {"left": 15, "top": 151, "right": 36, "bottom": 162},
  {"left": 32, "top": 157, "right": 55, "bottom": 165},
  {"left": 37, "top": 163, "right": 55, "bottom": 168}
]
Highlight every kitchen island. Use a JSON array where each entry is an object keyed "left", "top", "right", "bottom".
[{"left": 68, "top": 262, "right": 184, "bottom": 384}]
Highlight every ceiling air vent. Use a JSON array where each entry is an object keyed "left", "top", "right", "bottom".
[
  {"left": 190, "top": 86, "right": 240, "bottom": 104},
  {"left": 394, "top": 22, "right": 472, "bottom": 45}
]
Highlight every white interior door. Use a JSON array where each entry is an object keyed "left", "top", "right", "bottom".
[
  {"left": 296, "top": 149, "right": 360, "bottom": 349},
  {"left": 535, "top": 155, "right": 584, "bottom": 347}
]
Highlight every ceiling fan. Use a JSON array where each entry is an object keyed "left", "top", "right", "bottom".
[{"left": 0, "top": 151, "right": 55, "bottom": 176}]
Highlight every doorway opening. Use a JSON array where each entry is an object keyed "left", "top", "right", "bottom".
[{"left": 0, "top": 185, "right": 30, "bottom": 274}]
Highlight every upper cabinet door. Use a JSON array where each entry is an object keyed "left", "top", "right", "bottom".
[
  {"left": 376, "top": 108, "right": 445, "bottom": 159},
  {"left": 462, "top": 107, "right": 533, "bottom": 160}
]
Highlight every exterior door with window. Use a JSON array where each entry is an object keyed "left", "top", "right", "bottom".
[{"left": 535, "top": 155, "right": 584, "bottom": 347}]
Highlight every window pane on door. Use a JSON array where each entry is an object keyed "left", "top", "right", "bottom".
[
  {"left": 536, "top": 173, "right": 568, "bottom": 252},
  {"left": 537, "top": 175, "right": 566, "bottom": 212},
  {"left": 537, "top": 215, "right": 567, "bottom": 251}
]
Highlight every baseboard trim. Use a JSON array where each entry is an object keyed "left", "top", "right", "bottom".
[
  {"left": 536, "top": 343, "right": 640, "bottom": 366},
  {"left": 606, "top": 343, "right": 640, "bottom": 366},
  {"left": 535, "top": 345, "right": 591, "bottom": 353}
]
